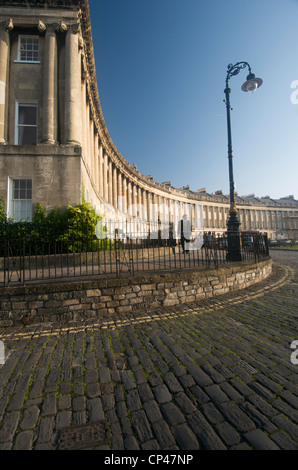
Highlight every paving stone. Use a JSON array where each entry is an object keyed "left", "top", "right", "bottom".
[
  {"left": 15, "top": 374, "right": 32, "bottom": 393},
  {"left": 99, "top": 368, "right": 111, "bottom": 384},
  {"left": 160, "top": 402, "right": 185, "bottom": 426},
  {"left": 270, "top": 431, "right": 298, "bottom": 450},
  {"left": 0, "top": 412, "right": 20, "bottom": 443},
  {"left": 214, "top": 421, "right": 241, "bottom": 446},
  {"left": 36, "top": 416, "right": 55, "bottom": 444},
  {"left": 7, "top": 392, "right": 26, "bottom": 411},
  {"left": 86, "top": 382, "right": 101, "bottom": 399},
  {"left": 178, "top": 374, "right": 196, "bottom": 389},
  {"left": 134, "top": 369, "right": 147, "bottom": 385},
  {"left": 153, "top": 384, "right": 172, "bottom": 404},
  {"left": 174, "top": 392, "right": 197, "bottom": 414},
  {"left": 143, "top": 400, "right": 163, "bottom": 424},
  {"left": 126, "top": 389, "right": 142, "bottom": 412},
  {"left": 101, "top": 394, "right": 115, "bottom": 411},
  {"left": 131, "top": 410, "right": 153, "bottom": 443},
  {"left": 240, "top": 401, "right": 278, "bottom": 433},
  {"left": 247, "top": 394, "right": 278, "bottom": 418},
  {"left": 55, "top": 411, "right": 71, "bottom": 430},
  {"left": 205, "top": 384, "right": 229, "bottom": 404},
  {"left": 121, "top": 370, "right": 136, "bottom": 390},
  {"left": 72, "top": 396, "right": 86, "bottom": 412},
  {"left": 141, "top": 439, "right": 160, "bottom": 450},
  {"left": 187, "top": 411, "right": 226, "bottom": 450},
  {"left": 218, "top": 402, "right": 256, "bottom": 433},
  {"left": 271, "top": 414, "right": 298, "bottom": 441},
  {"left": 19, "top": 406, "right": 40, "bottom": 430},
  {"left": 152, "top": 420, "right": 176, "bottom": 448},
  {"left": 163, "top": 372, "right": 184, "bottom": 393},
  {"left": 244, "top": 429, "right": 280, "bottom": 450},
  {"left": 219, "top": 381, "right": 244, "bottom": 403},
  {"left": 13, "top": 431, "right": 33, "bottom": 450},
  {"left": 124, "top": 435, "right": 140, "bottom": 450},
  {"left": 58, "top": 395, "right": 71, "bottom": 411},
  {"left": 41, "top": 393, "right": 57, "bottom": 417},
  {"left": 172, "top": 423, "right": 200, "bottom": 450},
  {"left": 138, "top": 383, "right": 154, "bottom": 403},
  {"left": 201, "top": 402, "right": 224, "bottom": 425},
  {"left": 148, "top": 371, "right": 163, "bottom": 387},
  {"left": 84, "top": 369, "right": 99, "bottom": 383},
  {"left": 187, "top": 365, "right": 213, "bottom": 387},
  {"left": 46, "top": 368, "right": 60, "bottom": 387}
]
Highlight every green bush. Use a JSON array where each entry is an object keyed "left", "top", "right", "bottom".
[{"left": 0, "top": 200, "right": 115, "bottom": 255}]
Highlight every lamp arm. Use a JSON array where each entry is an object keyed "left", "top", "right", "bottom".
[{"left": 225, "top": 62, "right": 252, "bottom": 88}]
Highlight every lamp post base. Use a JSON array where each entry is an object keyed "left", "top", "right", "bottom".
[{"left": 226, "top": 208, "right": 242, "bottom": 262}]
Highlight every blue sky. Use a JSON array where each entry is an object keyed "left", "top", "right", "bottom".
[{"left": 89, "top": 0, "right": 298, "bottom": 200}]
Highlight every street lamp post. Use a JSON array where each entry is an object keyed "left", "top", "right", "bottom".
[{"left": 224, "top": 62, "right": 263, "bottom": 261}]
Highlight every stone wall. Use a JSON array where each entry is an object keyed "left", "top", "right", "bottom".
[{"left": 0, "top": 258, "right": 272, "bottom": 327}]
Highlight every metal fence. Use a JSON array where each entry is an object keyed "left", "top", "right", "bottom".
[{"left": 0, "top": 231, "right": 269, "bottom": 287}]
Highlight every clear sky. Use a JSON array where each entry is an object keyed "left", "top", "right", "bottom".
[{"left": 89, "top": 0, "right": 298, "bottom": 200}]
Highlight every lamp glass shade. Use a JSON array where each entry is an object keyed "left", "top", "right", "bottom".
[{"left": 242, "top": 76, "right": 263, "bottom": 93}]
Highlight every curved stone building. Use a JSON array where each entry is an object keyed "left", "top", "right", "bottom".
[{"left": 0, "top": 0, "right": 297, "bottom": 240}]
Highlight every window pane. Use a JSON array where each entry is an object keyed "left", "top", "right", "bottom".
[
  {"left": 13, "top": 180, "right": 32, "bottom": 199},
  {"left": 12, "top": 200, "right": 32, "bottom": 221},
  {"left": 18, "top": 126, "right": 37, "bottom": 145},
  {"left": 20, "top": 36, "right": 39, "bottom": 62},
  {"left": 18, "top": 106, "right": 37, "bottom": 125}
]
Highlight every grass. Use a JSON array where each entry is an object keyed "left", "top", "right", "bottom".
[{"left": 271, "top": 245, "right": 298, "bottom": 250}]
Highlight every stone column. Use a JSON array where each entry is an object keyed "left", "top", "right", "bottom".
[
  {"left": 142, "top": 190, "right": 147, "bottom": 221},
  {"left": 108, "top": 159, "right": 113, "bottom": 205},
  {"left": 90, "top": 120, "right": 94, "bottom": 176},
  {"left": 117, "top": 171, "right": 122, "bottom": 212},
  {"left": 65, "top": 25, "right": 81, "bottom": 145},
  {"left": 103, "top": 152, "right": 108, "bottom": 201},
  {"left": 98, "top": 143, "right": 103, "bottom": 197},
  {"left": 127, "top": 180, "right": 132, "bottom": 209},
  {"left": 0, "top": 21, "right": 11, "bottom": 144},
  {"left": 122, "top": 177, "right": 127, "bottom": 213},
  {"left": 94, "top": 132, "right": 99, "bottom": 191},
  {"left": 42, "top": 26, "right": 58, "bottom": 143},
  {"left": 113, "top": 164, "right": 118, "bottom": 209}
]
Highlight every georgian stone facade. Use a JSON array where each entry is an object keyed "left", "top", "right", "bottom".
[{"left": 0, "top": 0, "right": 297, "bottom": 240}]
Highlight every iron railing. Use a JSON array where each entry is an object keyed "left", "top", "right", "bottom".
[{"left": 0, "top": 231, "right": 269, "bottom": 287}]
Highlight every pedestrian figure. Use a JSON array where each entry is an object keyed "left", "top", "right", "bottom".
[{"left": 178, "top": 214, "right": 191, "bottom": 254}]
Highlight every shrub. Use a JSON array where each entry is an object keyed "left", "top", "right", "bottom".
[{"left": 0, "top": 200, "right": 112, "bottom": 255}]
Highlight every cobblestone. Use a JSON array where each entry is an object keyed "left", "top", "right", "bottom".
[{"left": 0, "top": 250, "right": 297, "bottom": 450}]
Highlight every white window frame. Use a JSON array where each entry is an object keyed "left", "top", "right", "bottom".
[
  {"left": 15, "top": 35, "right": 40, "bottom": 64},
  {"left": 15, "top": 102, "right": 38, "bottom": 145},
  {"left": 8, "top": 177, "right": 33, "bottom": 222}
]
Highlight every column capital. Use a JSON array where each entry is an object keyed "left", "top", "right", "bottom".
[
  {"left": 0, "top": 18, "right": 13, "bottom": 31},
  {"left": 67, "top": 23, "right": 80, "bottom": 34},
  {"left": 38, "top": 20, "right": 47, "bottom": 33}
]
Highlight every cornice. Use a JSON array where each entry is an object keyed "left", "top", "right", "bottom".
[{"left": 0, "top": 0, "right": 81, "bottom": 8}]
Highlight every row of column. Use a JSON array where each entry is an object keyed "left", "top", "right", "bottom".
[
  {"left": 43, "top": 23, "right": 81, "bottom": 145},
  {"left": 95, "top": 148, "right": 204, "bottom": 226},
  {"left": 0, "top": 22, "right": 11, "bottom": 144},
  {"left": 0, "top": 20, "right": 81, "bottom": 145}
]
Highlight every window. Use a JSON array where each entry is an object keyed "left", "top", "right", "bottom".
[
  {"left": 9, "top": 179, "right": 32, "bottom": 221},
  {"left": 16, "top": 103, "right": 38, "bottom": 145},
  {"left": 18, "top": 36, "right": 39, "bottom": 62}
]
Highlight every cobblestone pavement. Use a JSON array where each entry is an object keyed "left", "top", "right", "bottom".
[{"left": 0, "top": 250, "right": 297, "bottom": 451}]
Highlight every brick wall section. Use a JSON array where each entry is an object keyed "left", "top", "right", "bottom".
[{"left": 0, "top": 258, "right": 272, "bottom": 327}]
